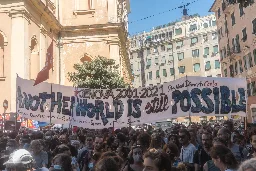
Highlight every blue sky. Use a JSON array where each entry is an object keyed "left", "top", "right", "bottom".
[{"left": 128, "top": 0, "right": 215, "bottom": 36}]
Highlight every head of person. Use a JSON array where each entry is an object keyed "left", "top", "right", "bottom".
[
  {"left": 188, "top": 129, "right": 197, "bottom": 142},
  {"left": 71, "top": 140, "right": 80, "bottom": 150},
  {"left": 202, "top": 131, "right": 213, "bottom": 149},
  {"left": 30, "top": 140, "right": 43, "bottom": 155},
  {"left": 116, "top": 146, "right": 129, "bottom": 159},
  {"left": 223, "top": 120, "right": 234, "bottom": 132},
  {"left": 94, "top": 136, "right": 104, "bottom": 152},
  {"left": 137, "top": 133, "right": 151, "bottom": 151},
  {"left": 50, "top": 153, "right": 72, "bottom": 171},
  {"left": 131, "top": 145, "right": 143, "bottom": 164},
  {"left": 217, "top": 128, "right": 231, "bottom": 144},
  {"left": 55, "top": 144, "right": 71, "bottom": 156},
  {"left": 238, "top": 158, "right": 256, "bottom": 171},
  {"left": 178, "top": 129, "right": 190, "bottom": 146},
  {"left": 150, "top": 133, "right": 163, "bottom": 149},
  {"left": 44, "top": 131, "right": 53, "bottom": 140},
  {"left": 143, "top": 148, "right": 171, "bottom": 171},
  {"left": 59, "top": 134, "right": 68, "bottom": 144},
  {"left": 95, "top": 157, "right": 119, "bottom": 171},
  {"left": 163, "top": 142, "right": 179, "bottom": 161},
  {"left": 86, "top": 135, "right": 94, "bottom": 148},
  {"left": 213, "top": 137, "right": 227, "bottom": 147},
  {"left": 250, "top": 130, "right": 256, "bottom": 151},
  {"left": 4, "top": 149, "right": 34, "bottom": 171},
  {"left": 6, "top": 139, "right": 18, "bottom": 154},
  {"left": 210, "top": 145, "right": 238, "bottom": 171}
]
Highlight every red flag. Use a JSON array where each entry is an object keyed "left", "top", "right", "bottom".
[{"left": 34, "top": 40, "right": 53, "bottom": 86}]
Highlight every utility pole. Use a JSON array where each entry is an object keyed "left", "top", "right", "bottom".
[{"left": 139, "top": 38, "right": 146, "bottom": 87}]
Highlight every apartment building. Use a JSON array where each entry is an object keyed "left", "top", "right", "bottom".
[
  {"left": 129, "top": 14, "right": 222, "bottom": 88},
  {"left": 210, "top": 0, "right": 256, "bottom": 123}
]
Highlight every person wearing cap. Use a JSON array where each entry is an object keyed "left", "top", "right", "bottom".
[{"left": 3, "top": 149, "right": 35, "bottom": 171}]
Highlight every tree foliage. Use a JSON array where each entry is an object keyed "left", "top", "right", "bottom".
[{"left": 68, "top": 56, "right": 128, "bottom": 89}]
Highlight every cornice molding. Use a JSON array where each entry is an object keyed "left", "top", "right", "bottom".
[{"left": 9, "top": 8, "right": 31, "bottom": 23}]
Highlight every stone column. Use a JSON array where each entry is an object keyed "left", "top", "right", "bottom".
[
  {"left": 109, "top": 42, "right": 121, "bottom": 75},
  {"left": 9, "top": 9, "right": 30, "bottom": 112},
  {"left": 40, "top": 26, "right": 47, "bottom": 70}
]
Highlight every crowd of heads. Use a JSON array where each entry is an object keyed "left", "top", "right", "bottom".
[{"left": 0, "top": 120, "right": 256, "bottom": 171}]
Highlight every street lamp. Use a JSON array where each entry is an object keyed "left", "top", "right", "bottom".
[{"left": 3, "top": 100, "right": 8, "bottom": 132}]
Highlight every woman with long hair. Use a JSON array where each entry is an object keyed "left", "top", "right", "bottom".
[{"left": 210, "top": 145, "right": 238, "bottom": 171}]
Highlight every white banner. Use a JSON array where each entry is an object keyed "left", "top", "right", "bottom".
[{"left": 16, "top": 76, "right": 247, "bottom": 129}]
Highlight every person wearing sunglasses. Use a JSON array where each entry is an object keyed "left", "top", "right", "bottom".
[{"left": 179, "top": 129, "right": 196, "bottom": 171}]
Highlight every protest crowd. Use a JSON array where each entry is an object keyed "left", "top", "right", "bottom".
[{"left": 0, "top": 120, "right": 256, "bottom": 171}]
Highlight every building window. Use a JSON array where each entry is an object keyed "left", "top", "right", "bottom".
[
  {"left": 153, "top": 47, "right": 158, "bottom": 53},
  {"left": 212, "top": 32, "right": 217, "bottom": 40},
  {"left": 239, "top": 4, "right": 244, "bottom": 16},
  {"left": 230, "top": 65, "right": 234, "bottom": 77},
  {"left": 249, "top": 53, "right": 253, "bottom": 68},
  {"left": 147, "top": 59, "right": 151, "bottom": 67},
  {"left": 203, "top": 23, "right": 209, "bottom": 28},
  {"left": 191, "top": 37, "right": 198, "bottom": 45},
  {"left": 178, "top": 52, "right": 184, "bottom": 61},
  {"left": 213, "top": 45, "right": 219, "bottom": 54},
  {"left": 205, "top": 61, "right": 211, "bottom": 71},
  {"left": 189, "top": 24, "right": 197, "bottom": 31},
  {"left": 192, "top": 49, "right": 199, "bottom": 58},
  {"left": 176, "top": 41, "right": 183, "bottom": 49},
  {"left": 252, "top": 18, "right": 256, "bottom": 34},
  {"left": 243, "top": 56, "right": 248, "bottom": 70},
  {"left": 224, "top": 69, "right": 227, "bottom": 77},
  {"left": 215, "top": 60, "right": 220, "bottom": 69},
  {"left": 231, "top": 12, "right": 236, "bottom": 26},
  {"left": 175, "top": 28, "right": 182, "bottom": 35},
  {"left": 204, "top": 47, "right": 209, "bottom": 56},
  {"left": 147, "top": 48, "right": 150, "bottom": 55},
  {"left": 193, "top": 63, "right": 200, "bottom": 72},
  {"left": 170, "top": 68, "right": 174, "bottom": 75},
  {"left": 242, "top": 28, "right": 247, "bottom": 42},
  {"left": 156, "top": 70, "right": 160, "bottom": 78},
  {"left": 217, "top": 74, "right": 221, "bottom": 77},
  {"left": 155, "top": 57, "right": 159, "bottom": 65},
  {"left": 167, "top": 43, "right": 173, "bottom": 52},
  {"left": 148, "top": 71, "right": 152, "bottom": 80},
  {"left": 161, "top": 56, "right": 166, "bottom": 65},
  {"left": 75, "top": 0, "right": 93, "bottom": 10},
  {"left": 235, "top": 61, "right": 238, "bottom": 75},
  {"left": 163, "top": 69, "right": 167, "bottom": 77},
  {"left": 161, "top": 45, "right": 165, "bottom": 51},
  {"left": 203, "top": 34, "right": 208, "bottom": 42},
  {"left": 239, "top": 59, "right": 243, "bottom": 73},
  {"left": 179, "top": 66, "right": 185, "bottom": 74},
  {"left": 217, "top": 8, "right": 221, "bottom": 18},
  {"left": 212, "top": 20, "right": 216, "bottom": 26},
  {"left": 254, "top": 49, "right": 256, "bottom": 65}
]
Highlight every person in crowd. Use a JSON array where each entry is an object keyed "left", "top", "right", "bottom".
[
  {"left": 3, "top": 149, "right": 35, "bottom": 171},
  {"left": 149, "top": 133, "right": 163, "bottom": 151},
  {"left": 188, "top": 129, "right": 200, "bottom": 150},
  {"left": 49, "top": 153, "right": 74, "bottom": 171},
  {"left": 197, "top": 128, "right": 204, "bottom": 146},
  {"left": 94, "top": 157, "right": 119, "bottom": 171},
  {"left": 194, "top": 131, "right": 213, "bottom": 171},
  {"left": 163, "top": 142, "right": 180, "bottom": 166},
  {"left": 179, "top": 129, "right": 196, "bottom": 171},
  {"left": 123, "top": 145, "right": 144, "bottom": 171},
  {"left": 94, "top": 136, "right": 104, "bottom": 153},
  {"left": 247, "top": 130, "right": 256, "bottom": 159},
  {"left": 6, "top": 139, "right": 18, "bottom": 154},
  {"left": 168, "top": 133, "right": 180, "bottom": 149},
  {"left": 238, "top": 158, "right": 256, "bottom": 171},
  {"left": 143, "top": 148, "right": 172, "bottom": 171},
  {"left": 137, "top": 133, "right": 151, "bottom": 153},
  {"left": 217, "top": 128, "right": 248, "bottom": 162},
  {"left": 30, "top": 139, "right": 48, "bottom": 170},
  {"left": 116, "top": 146, "right": 130, "bottom": 163},
  {"left": 210, "top": 145, "right": 238, "bottom": 171}
]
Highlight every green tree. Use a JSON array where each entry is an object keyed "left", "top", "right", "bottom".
[{"left": 68, "top": 56, "right": 128, "bottom": 89}]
